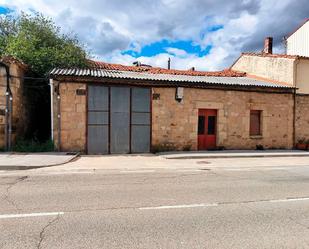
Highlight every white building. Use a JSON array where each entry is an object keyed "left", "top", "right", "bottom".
[{"left": 287, "top": 19, "right": 309, "bottom": 57}]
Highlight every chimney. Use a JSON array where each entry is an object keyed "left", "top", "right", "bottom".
[
  {"left": 263, "top": 37, "right": 273, "bottom": 54},
  {"left": 167, "top": 57, "right": 171, "bottom": 70},
  {"left": 133, "top": 61, "right": 141, "bottom": 67}
]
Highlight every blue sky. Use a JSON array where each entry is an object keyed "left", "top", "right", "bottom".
[
  {"left": 122, "top": 40, "right": 213, "bottom": 58},
  {"left": 0, "top": 6, "right": 12, "bottom": 14},
  {"left": 0, "top": 0, "right": 308, "bottom": 70}
]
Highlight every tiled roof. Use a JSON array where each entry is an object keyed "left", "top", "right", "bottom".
[
  {"left": 50, "top": 67, "right": 294, "bottom": 89},
  {"left": 89, "top": 60, "right": 246, "bottom": 77},
  {"left": 242, "top": 52, "right": 309, "bottom": 60},
  {"left": 0, "top": 56, "right": 28, "bottom": 70}
]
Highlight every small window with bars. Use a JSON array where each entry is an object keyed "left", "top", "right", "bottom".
[{"left": 250, "top": 110, "right": 262, "bottom": 136}]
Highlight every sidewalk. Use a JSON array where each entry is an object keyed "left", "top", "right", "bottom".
[
  {"left": 0, "top": 152, "right": 78, "bottom": 170},
  {"left": 28, "top": 151, "right": 309, "bottom": 173},
  {"left": 159, "top": 150, "right": 309, "bottom": 159},
  {"left": 1, "top": 150, "right": 309, "bottom": 171}
]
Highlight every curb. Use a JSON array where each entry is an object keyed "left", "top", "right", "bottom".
[
  {"left": 0, "top": 153, "right": 80, "bottom": 171},
  {"left": 163, "top": 153, "right": 309, "bottom": 160}
]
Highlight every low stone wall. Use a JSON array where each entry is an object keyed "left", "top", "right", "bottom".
[
  {"left": 0, "top": 63, "right": 26, "bottom": 149},
  {"left": 152, "top": 87, "right": 294, "bottom": 150},
  {"left": 54, "top": 82, "right": 87, "bottom": 152},
  {"left": 295, "top": 94, "right": 309, "bottom": 143}
]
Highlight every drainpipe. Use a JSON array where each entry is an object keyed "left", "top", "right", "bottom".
[
  {"left": 293, "top": 58, "right": 300, "bottom": 148},
  {"left": 8, "top": 93, "right": 12, "bottom": 150},
  {"left": 49, "top": 79, "right": 54, "bottom": 141},
  {"left": 0, "top": 61, "right": 12, "bottom": 151},
  {"left": 293, "top": 87, "right": 296, "bottom": 148},
  {"left": 56, "top": 86, "right": 61, "bottom": 152}
]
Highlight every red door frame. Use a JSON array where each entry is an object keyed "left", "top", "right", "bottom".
[{"left": 198, "top": 109, "right": 217, "bottom": 150}]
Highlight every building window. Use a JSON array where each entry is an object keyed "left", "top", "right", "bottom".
[
  {"left": 250, "top": 110, "right": 262, "bottom": 136},
  {"left": 207, "top": 116, "right": 216, "bottom": 135},
  {"left": 198, "top": 116, "right": 205, "bottom": 135}
]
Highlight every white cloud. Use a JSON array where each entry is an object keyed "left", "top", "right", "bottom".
[
  {"left": 108, "top": 45, "right": 231, "bottom": 71},
  {"left": 165, "top": 48, "right": 187, "bottom": 57},
  {"left": 1, "top": 0, "right": 308, "bottom": 70}
]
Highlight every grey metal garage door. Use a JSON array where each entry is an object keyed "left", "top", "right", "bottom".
[
  {"left": 87, "top": 85, "right": 109, "bottom": 154},
  {"left": 87, "top": 85, "right": 151, "bottom": 154},
  {"left": 110, "top": 87, "right": 130, "bottom": 154}
]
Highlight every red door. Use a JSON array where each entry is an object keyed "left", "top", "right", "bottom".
[{"left": 198, "top": 109, "right": 217, "bottom": 150}]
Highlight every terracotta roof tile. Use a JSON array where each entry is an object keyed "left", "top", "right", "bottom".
[
  {"left": 0, "top": 55, "right": 28, "bottom": 70},
  {"left": 242, "top": 52, "right": 309, "bottom": 60},
  {"left": 88, "top": 60, "right": 246, "bottom": 77}
]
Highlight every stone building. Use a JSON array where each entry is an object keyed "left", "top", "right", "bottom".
[
  {"left": 49, "top": 60, "right": 295, "bottom": 154},
  {"left": 0, "top": 56, "right": 28, "bottom": 150},
  {"left": 49, "top": 21, "right": 309, "bottom": 155},
  {"left": 231, "top": 42, "right": 309, "bottom": 146}
]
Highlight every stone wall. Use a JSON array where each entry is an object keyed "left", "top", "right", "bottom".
[
  {"left": 54, "top": 82, "right": 294, "bottom": 153},
  {"left": 295, "top": 95, "right": 309, "bottom": 143},
  {"left": 55, "top": 82, "right": 87, "bottom": 152},
  {"left": 0, "top": 66, "right": 6, "bottom": 148},
  {"left": 152, "top": 87, "right": 294, "bottom": 150},
  {"left": 0, "top": 62, "right": 26, "bottom": 149}
]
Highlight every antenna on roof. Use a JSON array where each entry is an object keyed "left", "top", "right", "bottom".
[{"left": 167, "top": 57, "right": 171, "bottom": 70}]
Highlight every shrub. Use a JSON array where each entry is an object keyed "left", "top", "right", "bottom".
[
  {"left": 182, "top": 144, "right": 192, "bottom": 151},
  {"left": 256, "top": 144, "right": 264, "bottom": 150},
  {"left": 151, "top": 143, "right": 177, "bottom": 153}
]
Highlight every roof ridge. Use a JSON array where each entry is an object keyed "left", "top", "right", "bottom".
[
  {"left": 246, "top": 74, "right": 294, "bottom": 87},
  {"left": 241, "top": 52, "right": 309, "bottom": 60},
  {"left": 87, "top": 60, "right": 246, "bottom": 77}
]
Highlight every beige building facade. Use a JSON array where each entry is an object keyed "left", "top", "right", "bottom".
[
  {"left": 152, "top": 87, "right": 294, "bottom": 150},
  {"left": 231, "top": 53, "right": 309, "bottom": 94},
  {"left": 50, "top": 69, "right": 295, "bottom": 154},
  {"left": 231, "top": 51, "right": 309, "bottom": 144},
  {"left": 287, "top": 19, "right": 309, "bottom": 57}
]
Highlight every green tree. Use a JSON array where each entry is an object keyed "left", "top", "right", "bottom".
[
  {"left": 0, "top": 12, "right": 89, "bottom": 143},
  {"left": 0, "top": 12, "right": 88, "bottom": 75}
]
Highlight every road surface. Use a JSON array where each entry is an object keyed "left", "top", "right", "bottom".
[{"left": 0, "top": 160, "right": 309, "bottom": 248}]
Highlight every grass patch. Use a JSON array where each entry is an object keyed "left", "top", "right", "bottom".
[{"left": 13, "top": 139, "right": 54, "bottom": 152}]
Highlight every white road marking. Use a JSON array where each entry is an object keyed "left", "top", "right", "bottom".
[
  {"left": 139, "top": 197, "right": 309, "bottom": 210},
  {"left": 139, "top": 203, "right": 218, "bottom": 210},
  {"left": 268, "top": 197, "right": 309, "bottom": 203},
  {"left": 0, "top": 212, "right": 64, "bottom": 219}
]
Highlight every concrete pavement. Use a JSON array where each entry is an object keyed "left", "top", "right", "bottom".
[
  {"left": 1, "top": 150, "right": 309, "bottom": 171},
  {"left": 0, "top": 159, "right": 309, "bottom": 248},
  {"left": 25, "top": 153, "right": 309, "bottom": 175},
  {"left": 0, "top": 152, "right": 78, "bottom": 170},
  {"left": 159, "top": 149, "right": 309, "bottom": 159}
]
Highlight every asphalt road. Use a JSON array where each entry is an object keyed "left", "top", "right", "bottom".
[{"left": 1, "top": 164, "right": 309, "bottom": 248}]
